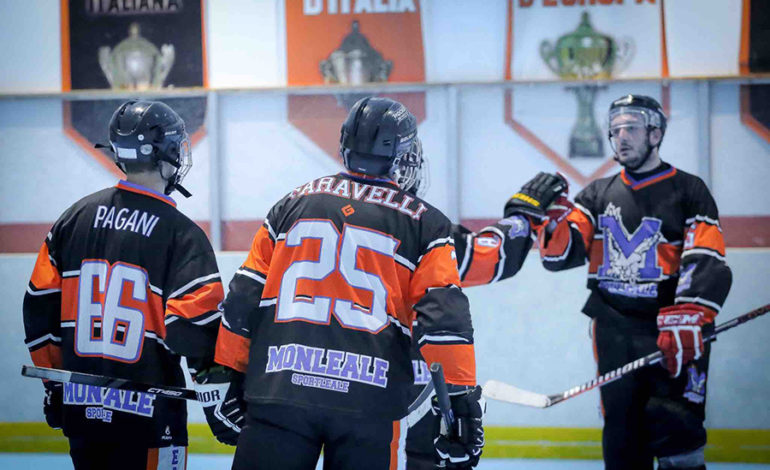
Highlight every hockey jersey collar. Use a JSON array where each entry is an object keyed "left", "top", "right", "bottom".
[
  {"left": 620, "top": 164, "right": 677, "bottom": 190},
  {"left": 339, "top": 171, "right": 399, "bottom": 188},
  {"left": 117, "top": 180, "right": 177, "bottom": 207}
]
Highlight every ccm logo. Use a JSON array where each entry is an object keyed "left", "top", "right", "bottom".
[
  {"left": 147, "top": 388, "right": 184, "bottom": 397},
  {"left": 658, "top": 313, "right": 702, "bottom": 326}
]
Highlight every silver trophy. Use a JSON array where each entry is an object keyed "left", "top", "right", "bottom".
[
  {"left": 320, "top": 21, "right": 392, "bottom": 86},
  {"left": 98, "top": 23, "right": 175, "bottom": 90},
  {"left": 320, "top": 21, "right": 394, "bottom": 109}
]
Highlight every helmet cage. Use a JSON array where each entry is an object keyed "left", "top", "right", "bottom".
[{"left": 390, "top": 138, "right": 429, "bottom": 196}]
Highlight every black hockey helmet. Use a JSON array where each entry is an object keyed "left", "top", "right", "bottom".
[
  {"left": 340, "top": 96, "right": 426, "bottom": 194},
  {"left": 608, "top": 94, "right": 667, "bottom": 138},
  {"left": 107, "top": 100, "right": 192, "bottom": 197}
]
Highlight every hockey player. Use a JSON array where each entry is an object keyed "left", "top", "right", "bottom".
[
  {"left": 23, "top": 100, "right": 244, "bottom": 470},
  {"left": 214, "top": 97, "right": 485, "bottom": 469},
  {"left": 404, "top": 187, "right": 540, "bottom": 468},
  {"left": 506, "top": 95, "right": 732, "bottom": 470}
]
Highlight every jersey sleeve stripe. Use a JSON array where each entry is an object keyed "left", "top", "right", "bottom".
[
  {"left": 540, "top": 223, "right": 574, "bottom": 262},
  {"left": 460, "top": 234, "right": 502, "bottom": 287},
  {"left": 419, "top": 343, "right": 476, "bottom": 386},
  {"left": 685, "top": 215, "right": 722, "bottom": 230},
  {"left": 688, "top": 222, "right": 726, "bottom": 255},
  {"left": 574, "top": 203, "right": 596, "bottom": 227},
  {"left": 165, "top": 309, "right": 222, "bottom": 326},
  {"left": 26, "top": 285, "right": 62, "bottom": 296},
  {"left": 25, "top": 333, "right": 62, "bottom": 349},
  {"left": 166, "top": 282, "right": 225, "bottom": 321},
  {"left": 457, "top": 233, "right": 474, "bottom": 277},
  {"left": 235, "top": 268, "right": 266, "bottom": 284},
  {"left": 215, "top": 325, "right": 250, "bottom": 373},
  {"left": 29, "top": 343, "right": 62, "bottom": 369},
  {"left": 425, "top": 236, "right": 454, "bottom": 251},
  {"left": 417, "top": 333, "right": 471, "bottom": 345},
  {"left": 394, "top": 253, "right": 416, "bottom": 272},
  {"left": 168, "top": 272, "right": 221, "bottom": 299},
  {"left": 681, "top": 248, "right": 726, "bottom": 263},
  {"left": 482, "top": 227, "right": 508, "bottom": 284},
  {"left": 264, "top": 218, "right": 277, "bottom": 240},
  {"left": 675, "top": 296, "right": 723, "bottom": 313},
  {"left": 244, "top": 226, "right": 276, "bottom": 274},
  {"left": 29, "top": 243, "right": 61, "bottom": 291}
]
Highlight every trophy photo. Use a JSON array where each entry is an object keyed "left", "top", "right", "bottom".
[
  {"left": 98, "top": 23, "right": 175, "bottom": 90},
  {"left": 540, "top": 12, "right": 634, "bottom": 158},
  {"left": 320, "top": 20, "right": 393, "bottom": 109}
]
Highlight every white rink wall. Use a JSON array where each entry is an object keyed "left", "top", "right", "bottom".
[
  {"left": 0, "top": 0, "right": 768, "bottom": 431},
  {"left": 1, "top": 248, "right": 769, "bottom": 428}
]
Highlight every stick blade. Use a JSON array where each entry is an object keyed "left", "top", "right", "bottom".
[{"left": 482, "top": 379, "right": 550, "bottom": 408}]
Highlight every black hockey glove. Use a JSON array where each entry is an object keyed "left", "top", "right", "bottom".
[
  {"left": 432, "top": 385, "right": 485, "bottom": 469},
  {"left": 193, "top": 365, "right": 246, "bottom": 446},
  {"left": 504, "top": 172, "right": 568, "bottom": 221},
  {"left": 43, "top": 381, "right": 63, "bottom": 430}
]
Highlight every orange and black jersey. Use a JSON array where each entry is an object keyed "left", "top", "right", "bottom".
[
  {"left": 536, "top": 162, "right": 732, "bottom": 319},
  {"left": 215, "top": 172, "right": 476, "bottom": 420},
  {"left": 408, "top": 215, "right": 533, "bottom": 401},
  {"left": 454, "top": 215, "right": 534, "bottom": 287},
  {"left": 23, "top": 180, "right": 224, "bottom": 446}
]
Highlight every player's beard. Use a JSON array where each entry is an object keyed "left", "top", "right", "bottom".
[{"left": 613, "top": 137, "right": 654, "bottom": 171}]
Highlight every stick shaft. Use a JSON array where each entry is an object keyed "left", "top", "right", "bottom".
[
  {"left": 21, "top": 365, "right": 199, "bottom": 401},
  {"left": 550, "top": 303, "right": 770, "bottom": 405},
  {"left": 429, "top": 362, "right": 455, "bottom": 432},
  {"left": 486, "top": 303, "right": 770, "bottom": 408}
]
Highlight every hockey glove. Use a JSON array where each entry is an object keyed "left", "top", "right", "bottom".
[
  {"left": 432, "top": 385, "right": 485, "bottom": 469},
  {"left": 43, "top": 381, "right": 63, "bottom": 430},
  {"left": 194, "top": 365, "right": 246, "bottom": 446},
  {"left": 504, "top": 172, "right": 568, "bottom": 222},
  {"left": 657, "top": 303, "right": 715, "bottom": 378}
]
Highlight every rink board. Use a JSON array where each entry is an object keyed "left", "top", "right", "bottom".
[{"left": 0, "top": 424, "right": 767, "bottom": 462}]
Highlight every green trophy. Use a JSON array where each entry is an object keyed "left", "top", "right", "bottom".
[{"left": 540, "top": 12, "right": 634, "bottom": 158}]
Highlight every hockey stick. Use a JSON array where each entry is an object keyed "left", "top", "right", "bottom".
[
  {"left": 21, "top": 365, "right": 200, "bottom": 401},
  {"left": 430, "top": 362, "right": 455, "bottom": 432},
  {"left": 483, "top": 303, "right": 770, "bottom": 409}
]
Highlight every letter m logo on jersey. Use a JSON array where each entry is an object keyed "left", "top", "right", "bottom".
[{"left": 597, "top": 204, "right": 663, "bottom": 283}]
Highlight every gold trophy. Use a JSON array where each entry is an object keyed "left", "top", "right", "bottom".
[
  {"left": 540, "top": 12, "right": 634, "bottom": 158},
  {"left": 98, "top": 23, "right": 175, "bottom": 90}
]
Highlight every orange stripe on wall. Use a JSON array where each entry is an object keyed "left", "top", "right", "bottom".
[
  {"left": 659, "top": 0, "right": 669, "bottom": 78},
  {"left": 739, "top": 0, "right": 751, "bottom": 75},
  {"left": 60, "top": 0, "right": 71, "bottom": 91},
  {"left": 504, "top": 0, "right": 514, "bottom": 81},
  {"left": 4, "top": 217, "right": 770, "bottom": 253}
]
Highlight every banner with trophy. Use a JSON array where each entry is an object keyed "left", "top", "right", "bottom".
[
  {"left": 739, "top": 0, "right": 770, "bottom": 144},
  {"left": 284, "top": 0, "right": 426, "bottom": 165},
  {"left": 61, "top": 0, "right": 207, "bottom": 176},
  {"left": 503, "top": 1, "right": 667, "bottom": 190}
]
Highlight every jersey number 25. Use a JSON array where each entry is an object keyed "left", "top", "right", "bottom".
[{"left": 277, "top": 220, "right": 398, "bottom": 334}]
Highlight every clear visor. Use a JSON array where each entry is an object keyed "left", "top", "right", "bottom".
[
  {"left": 608, "top": 106, "right": 662, "bottom": 131},
  {"left": 391, "top": 138, "right": 429, "bottom": 197}
]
